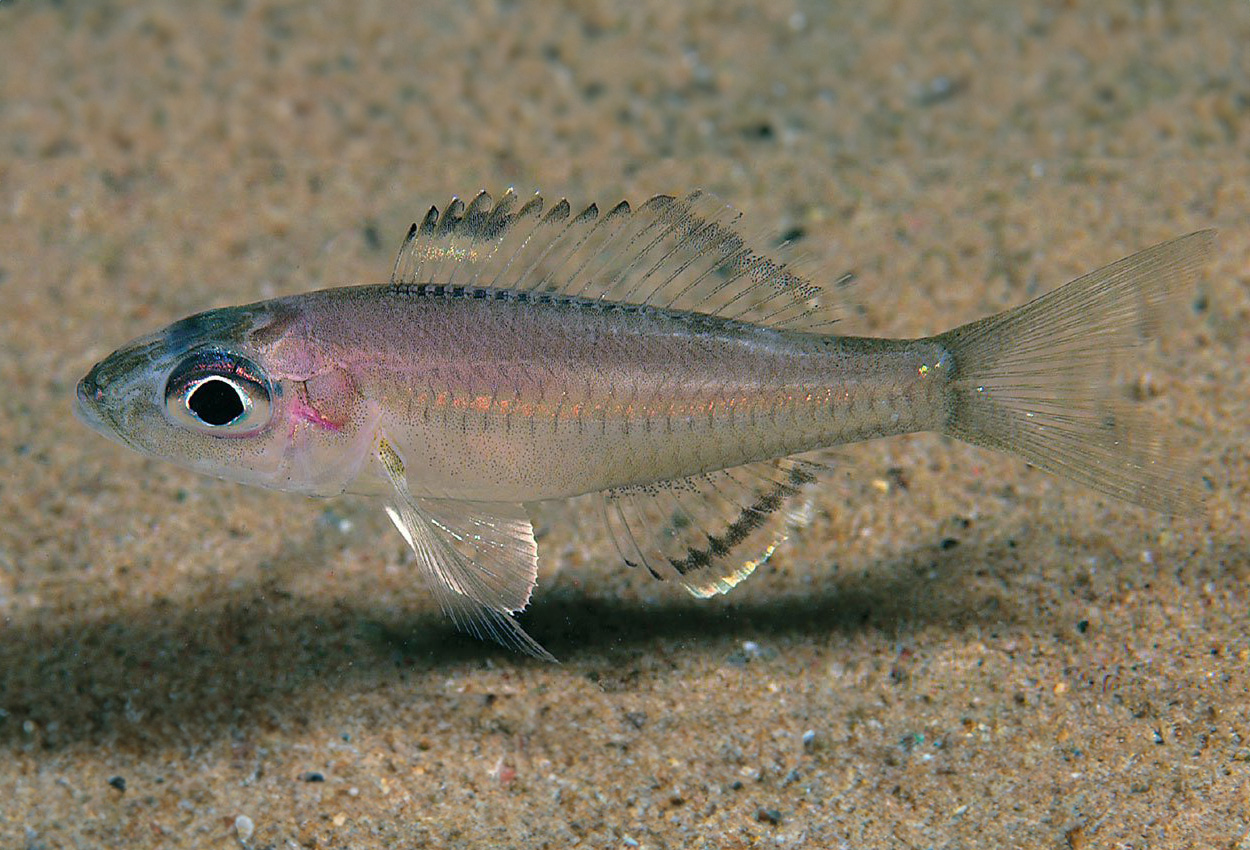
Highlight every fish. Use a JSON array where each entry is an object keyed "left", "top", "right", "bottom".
[{"left": 75, "top": 189, "right": 1215, "bottom": 659}]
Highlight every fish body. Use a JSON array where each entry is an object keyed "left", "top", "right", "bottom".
[
  {"left": 231, "top": 286, "right": 948, "bottom": 501},
  {"left": 76, "top": 190, "right": 1214, "bottom": 658}
]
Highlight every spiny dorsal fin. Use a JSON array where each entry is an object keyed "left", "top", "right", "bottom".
[{"left": 389, "top": 189, "right": 841, "bottom": 333}]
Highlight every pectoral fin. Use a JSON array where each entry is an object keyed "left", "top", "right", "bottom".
[{"left": 376, "top": 437, "right": 553, "bottom": 661}]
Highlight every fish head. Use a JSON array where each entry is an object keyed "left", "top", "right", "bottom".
[{"left": 76, "top": 298, "right": 375, "bottom": 496}]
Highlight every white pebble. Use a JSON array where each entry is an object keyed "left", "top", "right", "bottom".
[{"left": 234, "top": 815, "right": 255, "bottom": 842}]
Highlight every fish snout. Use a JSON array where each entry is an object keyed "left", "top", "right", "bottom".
[
  {"left": 77, "top": 368, "right": 104, "bottom": 406},
  {"left": 74, "top": 365, "right": 113, "bottom": 435}
]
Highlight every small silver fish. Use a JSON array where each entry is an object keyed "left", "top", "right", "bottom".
[{"left": 76, "top": 190, "right": 1214, "bottom": 658}]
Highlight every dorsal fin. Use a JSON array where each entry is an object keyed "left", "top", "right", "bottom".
[{"left": 389, "top": 189, "right": 841, "bottom": 332}]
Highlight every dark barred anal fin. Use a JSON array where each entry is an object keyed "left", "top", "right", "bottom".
[
  {"left": 376, "top": 437, "right": 555, "bottom": 661},
  {"left": 597, "top": 457, "right": 824, "bottom": 598},
  {"left": 388, "top": 189, "right": 844, "bottom": 333},
  {"left": 935, "top": 230, "right": 1216, "bottom": 515}
]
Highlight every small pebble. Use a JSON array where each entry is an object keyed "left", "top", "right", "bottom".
[
  {"left": 756, "top": 807, "right": 782, "bottom": 826},
  {"left": 234, "top": 815, "right": 254, "bottom": 842},
  {"left": 361, "top": 220, "right": 383, "bottom": 251},
  {"left": 726, "top": 640, "right": 776, "bottom": 665},
  {"left": 300, "top": 771, "right": 325, "bottom": 782},
  {"left": 801, "top": 729, "right": 817, "bottom": 749},
  {"left": 319, "top": 508, "right": 353, "bottom": 534},
  {"left": 915, "top": 75, "right": 958, "bottom": 106},
  {"left": 107, "top": 775, "right": 126, "bottom": 792}
]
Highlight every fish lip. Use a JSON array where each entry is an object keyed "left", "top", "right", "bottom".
[{"left": 74, "top": 371, "right": 114, "bottom": 438}]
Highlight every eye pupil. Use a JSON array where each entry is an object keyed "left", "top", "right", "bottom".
[{"left": 188, "top": 378, "right": 245, "bottom": 426}]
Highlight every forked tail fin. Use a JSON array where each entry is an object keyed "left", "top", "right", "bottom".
[{"left": 933, "top": 231, "right": 1215, "bottom": 514}]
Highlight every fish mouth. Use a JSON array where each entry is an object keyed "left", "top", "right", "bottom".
[{"left": 75, "top": 369, "right": 119, "bottom": 439}]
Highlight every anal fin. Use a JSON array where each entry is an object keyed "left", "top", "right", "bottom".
[
  {"left": 599, "top": 457, "right": 824, "bottom": 598},
  {"left": 377, "top": 437, "right": 554, "bottom": 661}
]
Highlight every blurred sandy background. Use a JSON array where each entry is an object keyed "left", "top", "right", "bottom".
[{"left": 2, "top": 1, "right": 1249, "bottom": 847}]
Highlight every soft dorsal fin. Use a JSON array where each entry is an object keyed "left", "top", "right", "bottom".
[{"left": 389, "top": 189, "right": 841, "bottom": 333}]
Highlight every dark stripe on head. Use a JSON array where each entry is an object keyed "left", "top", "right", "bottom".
[
  {"left": 163, "top": 303, "right": 295, "bottom": 355},
  {"left": 163, "top": 312, "right": 215, "bottom": 355}
]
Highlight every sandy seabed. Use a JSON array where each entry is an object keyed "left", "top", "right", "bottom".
[{"left": 1, "top": 2, "right": 1249, "bottom": 847}]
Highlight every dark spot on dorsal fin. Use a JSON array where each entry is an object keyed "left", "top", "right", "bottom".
[{"left": 419, "top": 206, "right": 439, "bottom": 236}]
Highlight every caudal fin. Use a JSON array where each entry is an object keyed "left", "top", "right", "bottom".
[{"left": 934, "top": 230, "right": 1215, "bottom": 515}]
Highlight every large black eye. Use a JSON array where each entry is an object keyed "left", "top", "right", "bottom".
[
  {"left": 187, "top": 377, "right": 246, "bottom": 425},
  {"left": 165, "top": 350, "right": 273, "bottom": 435}
]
